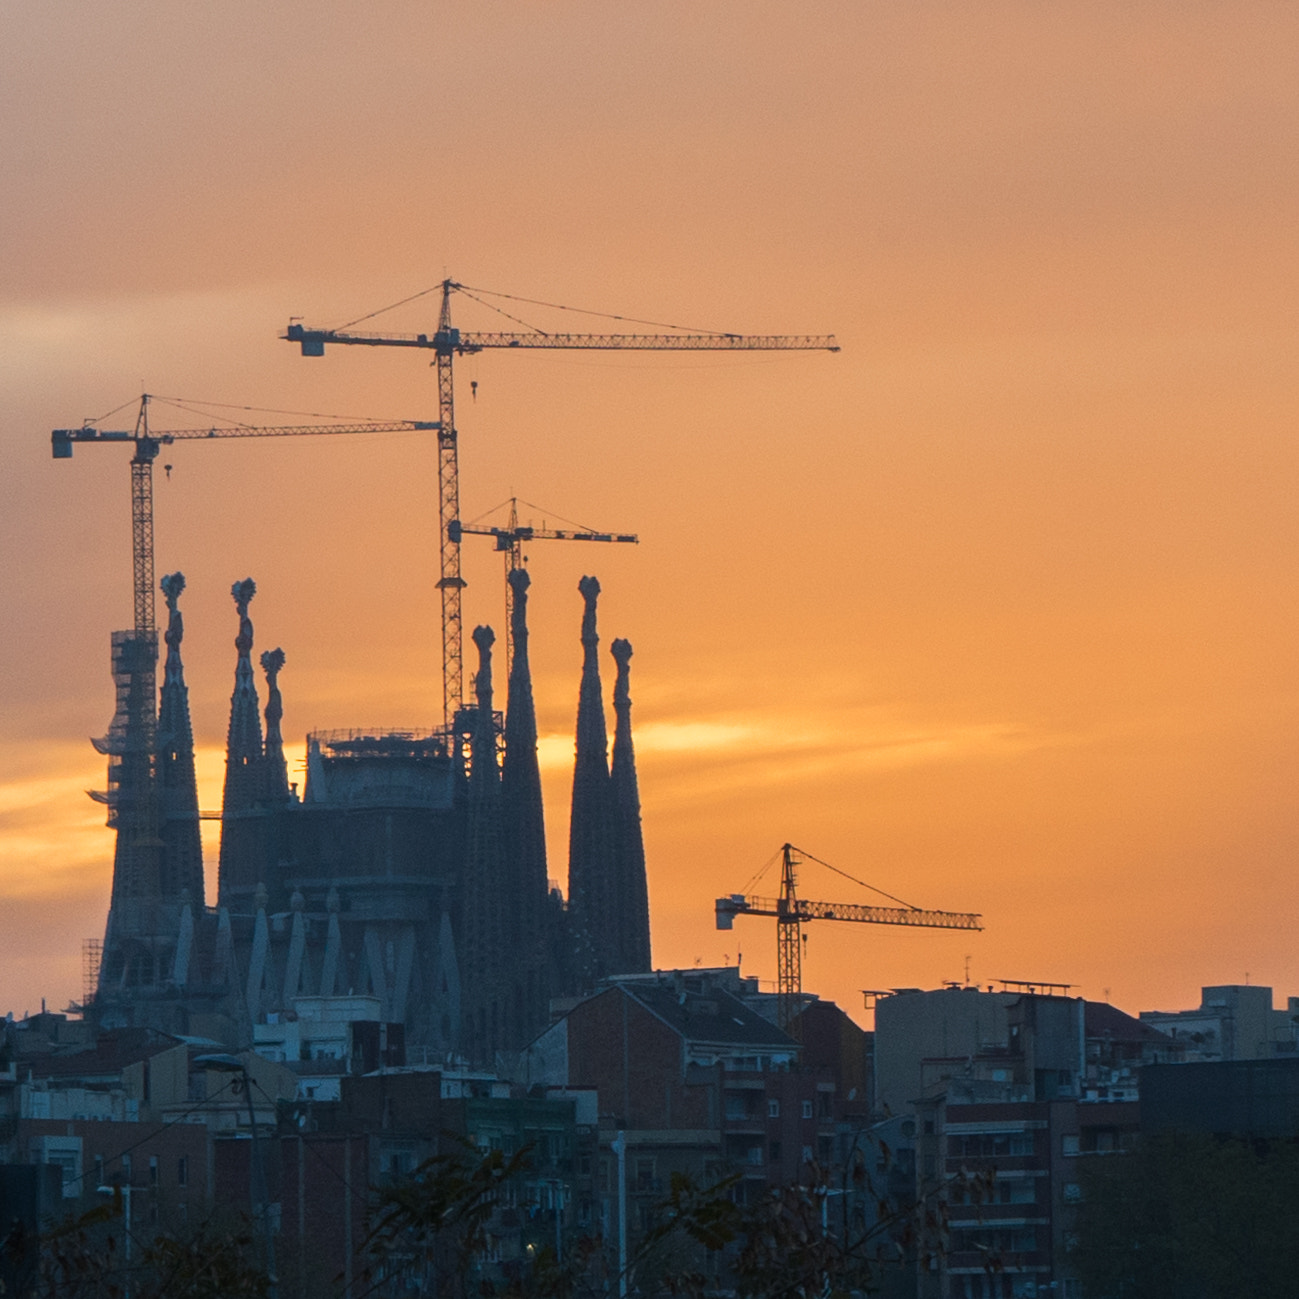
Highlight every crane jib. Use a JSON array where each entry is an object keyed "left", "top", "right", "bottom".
[
  {"left": 715, "top": 894, "right": 983, "bottom": 932},
  {"left": 52, "top": 420, "right": 440, "bottom": 458},
  {"left": 285, "top": 323, "right": 840, "bottom": 354}
]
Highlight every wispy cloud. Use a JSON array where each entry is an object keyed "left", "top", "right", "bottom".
[{"left": 540, "top": 709, "right": 1053, "bottom": 771}]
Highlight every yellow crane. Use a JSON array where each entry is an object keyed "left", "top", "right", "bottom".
[
  {"left": 52, "top": 394, "right": 440, "bottom": 890},
  {"left": 54, "top": 394, "right": 440, "bottom": 654},
  {"left": 716, "top": 843, "right": 983, "bottom": 1034},
  {"left": 285, "top": 278, "right": 838, "bottom": 724}
]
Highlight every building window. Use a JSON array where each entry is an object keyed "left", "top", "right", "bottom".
[
  {"left": 801, "top": 1100, "right": 813, "bottom": 1120},
  {"left": 47, "top": 1153, "right": 81, "bottom": 1199},
  {"left": 1062, "top": 1134, "right": 1080, "bottom": 1157},
  {"left": 948, "top": 1133, "right": 1034, "bottom": 1159},
  {"left": 635, "top": 1159, "right": 655, "bottom": 1192},
  {"left": 768, "top": 1099, "right": 780, "bottom": 1118},
  {"left": 177, "top": 1157, "right": 188, "bottom": 1189},
  {"left": 769, "top": 1141, "right": 782, "bottom": 1163},
  {"left": 1063, "top": 1182, "right": 1082, "bottom": 1203},
  {"left": 996, "top": 1179, "right": 1035, "bottom": 1205},
  {"left": 149, "top": 1157, "right": 158, "bottom": 1186}
]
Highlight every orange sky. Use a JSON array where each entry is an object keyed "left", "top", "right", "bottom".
[{"left": 4, "top": 2, "right": 1299, "bottom": 1025}]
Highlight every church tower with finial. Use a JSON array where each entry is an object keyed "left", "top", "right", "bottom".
[
  {"left": 462, "top": 625, "right": 509, "bottom": 1061},
  {"left": 566, "top": 576, "right": 615, "bottom": 985},
  {"left": 157, "top": 572, "right": 204, "bottom": 906},
  {"left": 217, "top": 578, "right": 267, "bottom": 908},
  {"left": 610, "top": 637, "right": 652, "bottom": 974},
  {"left": 501, "top": 567, "right": 554, "bottom": 1042}
]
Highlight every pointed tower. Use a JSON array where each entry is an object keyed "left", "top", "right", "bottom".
[
  {"left": 157, "top": 572, "right": 204, "bottom": 906},
  {"left": 501, "top": 567, "right": 551, "bottom": 1038},
  {"left": 217, "top": 579, "right": 266, "bottom": 905},
  {"left": 461, "top": 625, "right": 508, "bottom": 1061},
  {"left": 610, "top": 638, "right": 651, "bottom": 973},
  {"left": 260, "top": 647, "right": 291, "bottom": 804},
  {"left": 567, "top": 576, "right": 614, "bottom": 987}
]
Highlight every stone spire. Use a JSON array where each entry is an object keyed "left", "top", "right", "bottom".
[
  {"left": 462, "top": 625, "right": 507, "bottom": 1061},
  {"left": 567, "top": 576, "right": 614, "bottom": 987},
  {"left": 260, "top": 647, "right": 291, "bottom": 804},
  {"left": 501, "top": 567, "right": 551, "bottom": 1038},
  {"left": 156, "top": 572, "right": 204, "bottom": 906},
  {"left": 610, "top": 638, "right": 651, "bottom": 973},
  {"left": 217, "top": 579, "right": 266, "bottom": 902}
]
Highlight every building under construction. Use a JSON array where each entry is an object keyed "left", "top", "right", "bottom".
[{"left": 89, "top": 566, "right": 651, "bottom": 1063}]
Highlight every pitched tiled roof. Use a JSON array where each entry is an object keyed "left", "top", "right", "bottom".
[
  {"left": 620, "top": 980, "right": 796, "bottom": 1050},
  {"left": 1085, "top": 1000, "right": 1172, "bottom": 1044}
]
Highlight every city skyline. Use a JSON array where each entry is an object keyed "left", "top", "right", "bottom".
[{"left": 4, "top": 2, "right": 1299, "bottom": 1021}]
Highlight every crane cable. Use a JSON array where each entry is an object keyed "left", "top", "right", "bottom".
[
  {"left": 796, "top": 846, "right": 921, "bottom": 911},
  {"left": 739, "top": 845, "right": 783, "bottom": 896},
  {"left": 464, "top": 495, "right": 617, "bottom": 536},
  {"left": 457, "top": 282, "right": 732, "bottom": 336},
  {"left": 332, "top": 278, "right": 733, "bottom": 337}
]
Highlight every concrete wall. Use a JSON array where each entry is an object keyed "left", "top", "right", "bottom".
[{"left": 874, "top": 988, "right": 1016, "bottom": 1117}]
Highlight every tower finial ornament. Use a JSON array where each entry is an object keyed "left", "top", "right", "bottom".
[
  {"left": 161, "top": 572, "right": 186, "bottom": 652},
  {"left": 261, "top": 647, "right": 290, "bottom": 803},
  {"left": 232, "top": 578, "right": 256, "bottom": 654},
  {"left": 578, "top": 575, "right": 600, "bottom": 647}
]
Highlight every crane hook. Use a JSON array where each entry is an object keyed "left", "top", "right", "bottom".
[
  {"left": 471, "top": 380, "right": 478, "bottom": 402},
  {"left": 164, "top": 464, "right": 173, "bottom": 480}
]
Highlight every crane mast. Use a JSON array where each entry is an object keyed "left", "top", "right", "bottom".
[
  {"left": 54, "top": 397, "right": 442, "bottom": 871},
  {"left": 54, "top": 397, "right": 440, "bottom": 650},
  {"left": 285, "top": 278, "right": 838, "bottom": 724},
  {"left": 434, "top": 286, "right": 466, "bottom": 718},
  {"left": 716, "top": 842, "right": 983, "bottom": 1035}
]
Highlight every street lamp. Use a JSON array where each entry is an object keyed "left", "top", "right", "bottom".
[
  {"left": 610, "top": 1131, "right": 627, "bottom": 1299},
  {"left": 196, "top": 1052, "right": 279, "bottom": 1299},
  {"left": 96, "top": 1182, "right": 132, "bottom": 1299}
]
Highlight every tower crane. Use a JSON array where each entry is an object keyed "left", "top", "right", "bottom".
[
  {"left": 53, "top": 394, "right": 441, "bottom": 866},
  {"left": 285, "top": 278, "right": 839, "bottom": 724},
  {"left": 53, "top": 393, "right": 440, "bottom": 671},
  {"left": 448, "top": 497, "right": 638, "bottom": 673},
  {"left": 716, "top": 843, "right": 982, "bottom": 1035}
]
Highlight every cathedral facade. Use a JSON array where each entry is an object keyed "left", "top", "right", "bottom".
[{"left": 89, "top": 569, "right": 652, "bottom": 1063}]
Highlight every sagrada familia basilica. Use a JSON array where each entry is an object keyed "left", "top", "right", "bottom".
[{"left": 90, "top": 566, "right": 651, "bottom": 1062}]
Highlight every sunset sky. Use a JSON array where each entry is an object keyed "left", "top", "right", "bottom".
[{"left": 4, "top": 2, "right": 1299, "bottom": 1025}]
